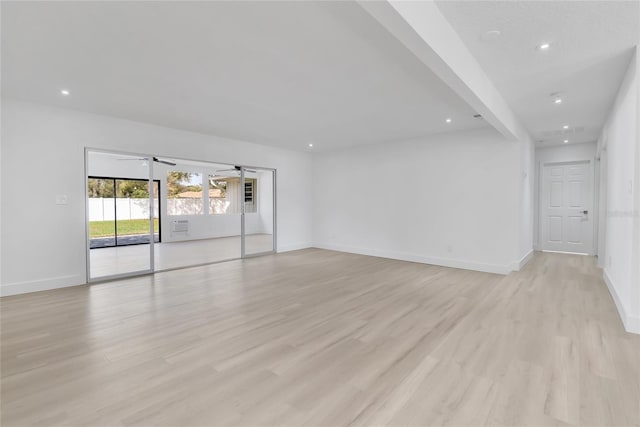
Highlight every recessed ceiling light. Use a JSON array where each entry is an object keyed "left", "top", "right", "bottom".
[
  {"left": 538, "top": 43, "right": 551, "bottom": 50},
  {"left": 480, "top": 30, "right": 502, "bottom": 41},
  {"left": 60, "top": 89, "right": 70, "bottom": 96},
  {"left": 445, "top": 118, "right": 452, "bottom": 123},
  {"left": 554, "top": 98, "right": 563, "bottom": 104},
  {"left": 563, "top": 125, "right": 569, "bottom": 129},
  {"left": 308, "top": 143, "right": 313, "bottom": 148},
  {"left": 564, "top": 139, "right": 569, "bottom": 143}
]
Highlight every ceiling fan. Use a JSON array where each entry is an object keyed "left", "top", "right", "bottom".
[
  {"left": 117, "top": 156, "right": 176, "bottom": 166},
  {"left": 214, "top": 165, "right": 257, "bottom": 174}
]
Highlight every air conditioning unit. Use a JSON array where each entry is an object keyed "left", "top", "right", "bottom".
[{"left": 171, "top": 220, "right": 189, "bottom": 232}]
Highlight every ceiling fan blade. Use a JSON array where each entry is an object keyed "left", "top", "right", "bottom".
[{"left": 153, "top": 157, "right": 176, "bottom": 166}]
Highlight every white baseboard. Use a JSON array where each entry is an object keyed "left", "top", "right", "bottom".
[
  {"left": 510, "top": 249, "right": 534, "bottom": 271},
  {"left": 312, "top": 242, "right": 512, "bottom": 275},
  {"left": 603, "top": 269, "right": 640, "bottom": 334},
  {"left": 1, "top": 244, "right": 315, "bottom": 296},
  {"left": 1, "top": 274, "right": 86, "bottom": 297},
  {"left": 277, "top": 242, "right": 313, "bottom": 253}
]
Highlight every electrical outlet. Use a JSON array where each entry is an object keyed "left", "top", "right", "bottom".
[
  {"left": 447, "top": 245, "right": 453, "bottom": 253},
  {"left": 55, "top": 194, "right": 68, "bottom": 205}
]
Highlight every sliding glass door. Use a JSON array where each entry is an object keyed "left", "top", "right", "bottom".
[
  {"left": 242, "top": 166, "right": 276, "bottom": 257},
  {"left": 86, "top": 150, "right": 154, "bottom": 280}
]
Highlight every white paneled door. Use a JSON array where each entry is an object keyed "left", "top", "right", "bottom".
[{"left": 541, "top": 161, "right": 594, "bottom": 254}]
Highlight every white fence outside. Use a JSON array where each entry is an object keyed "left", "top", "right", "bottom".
[
  {"left": 88, "top": 198, "right": 159, "bottom": 221},
  {"left": 167, "top": 198, "right": 204, "bottom": 216},
  {"left": 89, "top": 198, "right": 255, "bottom": 221}
]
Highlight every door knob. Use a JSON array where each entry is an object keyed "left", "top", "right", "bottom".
[{"left": 582, "top": 210, "right": 588, "bottom": 214}]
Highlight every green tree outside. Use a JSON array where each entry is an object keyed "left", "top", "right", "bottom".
[{"left": 167, "top": 171, "right": 195, "bottom": 197}]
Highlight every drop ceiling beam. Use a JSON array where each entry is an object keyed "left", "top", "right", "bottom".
[{"left": 358, "top": 0, "right": 529, "bottom": 142}]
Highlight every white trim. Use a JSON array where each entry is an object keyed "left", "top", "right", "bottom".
[
  {"left": 277, "top": 242, "right": 313, "bottom": 253},
  {"left": 510, "top": 249, "right": 534, "bottom": 271},
  {"left": 603, "top": 269, "right": 640, "bottom": 334},
  {"left": 1, "top": 275, "right": 85, "bottom": 297},
  {"left": 541, "top": 250, "right": 590, "bottom": 255},
  {"left": 541, "top": 159, "right": 590, "bottom": 167},
  {"left": 312, "top": 243, "right": 511, "bottom": 275},
  {"left": 2, "top": 243, "right": 310, "bottom": 296}
]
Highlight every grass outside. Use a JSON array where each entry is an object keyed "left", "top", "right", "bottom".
[{"left": 90, "top": 219, "right": 159, "bottom": 238}]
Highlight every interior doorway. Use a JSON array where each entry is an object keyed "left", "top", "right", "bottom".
[{"left": 539, "top": 160, "right": 595, "bottom": 254}]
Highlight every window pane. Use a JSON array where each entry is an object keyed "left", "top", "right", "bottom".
[
  {"left": 208, "top": 174, "right": 242, "bottom": 214},
  {"left": 244, "top": 178, "right": 257, "bottom": 213},
  {"left": 209, "top": 175, "right": 228, "bottom": 214},
  {"left": 167, "top": 171, "right": 203, "bottom": 215}
]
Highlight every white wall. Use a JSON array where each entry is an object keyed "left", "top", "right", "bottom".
[
  {"left": 533, "top": 142, "right": 598, "bottom": 252},
  {"left": 597, "top": 48, "right": 640, "bottom": 334},
  {"left": 312, "top": 127, "right": 531, "bottom": 274},
  {"left": 1, "top": 99, "right": 537, "bottom": 294},
  {"left": 518, "top": 131, "right": 535, "bottom": 267},
  {"left": 1, "top": 99, "right": 312, "bottom": 296}
]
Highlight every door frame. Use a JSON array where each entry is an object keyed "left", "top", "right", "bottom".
[{"left": 537, "top": 159, "right": 598, "bottom": 255}]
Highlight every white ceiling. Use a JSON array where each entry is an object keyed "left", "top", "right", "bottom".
[
  {"left": 436, "top": 0, "right": 639, "bottom": 147},
  {"left": 1, "top": 1, "right": 487, "bottom": 152}
]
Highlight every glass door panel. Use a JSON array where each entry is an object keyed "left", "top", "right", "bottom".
[
  {"left": 115, "top": 179, "right": 152, "bottom": 246},
  {"left": 88, "top": 178, "right": 116, "bottom": 249},
  {"left": 87, "top": 150, "right": 152, "bottom": 280},
  {"left": 242, "top": 167, "right": 275, "bottom": 257},
  {"left": 152, "top": 180, "right": 160, "bottom": 244}
]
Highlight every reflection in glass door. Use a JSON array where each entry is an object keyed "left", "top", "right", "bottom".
[
  {"left": 242, "top": 167, "right": 276, "bottom": 257},
  {"left": 86, "top": 150, "right": 153, "bottom": 280}
]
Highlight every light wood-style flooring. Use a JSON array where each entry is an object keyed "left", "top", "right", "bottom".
[
  {"left": 90, "top": 234, "right": 274, "bottom": 278},
  {"left": 1, "top": 250, "right": 638, "bottom": 426}
]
